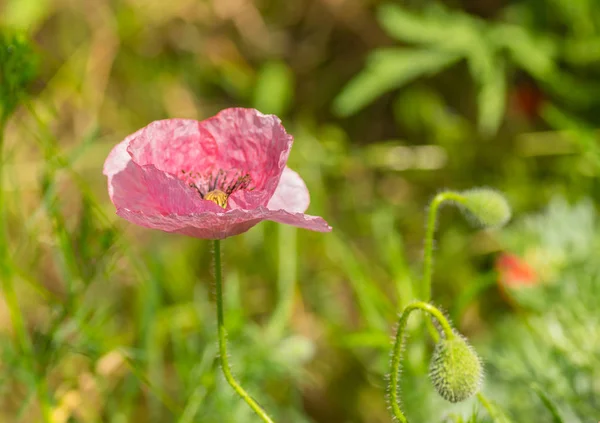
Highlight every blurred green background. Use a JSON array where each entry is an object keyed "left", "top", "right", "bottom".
[{"left": 1, "top": 0, "right": 599, "bottom": 422}]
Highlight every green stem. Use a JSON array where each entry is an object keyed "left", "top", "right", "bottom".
[
  {"left": 213, "top": 240, "right": 275, "bottom": 423},
  {"left": 422, "top": 191, "right": 466, "bottom": 302},
  {"left": 0, "top": 119, "right": 51, "bottom": 422},
  {"left": 388, "top": 301, "right": 454, "bottom": 423},
  {"left": 267, "top": 225, "right": 297, "bottom": 339},
  {"left": 0, "top": 117, "right": 7, "bottom": 244},
  {"left": 36, "top": 378, "right": 53, "bottom": 422},
  {"left": 422, "top": 191, "right": 466, "bottom": 342},
  {"left": 476, "top": 392, "right": 494, "bottom": 415},
  {"left": 477, "top": 392, "right": 512, "bottom": 423}
]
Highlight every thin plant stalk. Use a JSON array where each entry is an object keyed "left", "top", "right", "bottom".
[
  {"left": 0, "top": 119, "right": 52, "bottom": 422},
  {"left": 477, "top": 392, "right": 513, "bottom": 423},
  {"left": 267, "top": 225, "right": 297, "bottom": 339},
  {"left": 388, "top": 301, "right": 454, "bottom": 423},
  {"left": 422, "top": 191, "right": 466, "bottom": 302},
  {"left": 0, "top": 118, "right": 7, "bottom": 253},
  {"left": 213, "top": 240, "right": 275, "bottom": 423},
  {"left": 422, "top": 191, "right": 465, "bottom": 341}
]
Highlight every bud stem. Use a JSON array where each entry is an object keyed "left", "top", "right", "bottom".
[
  {"left": 422, "top": 192, "right": 466, "bottom": 342},
  {"left": 423, "top": 191, "right": 466, "bottom": 302},
  {"left": 213, "top": 240, "right": 275, "bottom": 423},
  {"left": 388, "top": 301, "right": 454, "bottom": 422}
]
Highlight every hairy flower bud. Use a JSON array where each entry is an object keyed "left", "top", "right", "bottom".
[
  {"left": 458, "top": 188, "right": 511, "bottom": 228},
  {"left": 429, "top": 336, "right": 483, "bottom": 403}
]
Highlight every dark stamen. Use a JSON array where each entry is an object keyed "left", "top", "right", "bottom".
[
  {"left": 212, "top": 169, "right": 224, "bottom": 192},
  {"left": 224, "top": 174, "right": 251, "bottom": 195},
  {"left": 180, "top": 168, "right": 253, "bottom": 200}
]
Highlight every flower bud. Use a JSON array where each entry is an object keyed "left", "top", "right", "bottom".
[
  {"left": 429, "top": 336, "right": 483, "bottom": 403},
  {"left": 458, "top": 188, "right": 511, "bottom": 228}
]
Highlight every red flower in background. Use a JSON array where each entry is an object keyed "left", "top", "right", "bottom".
[
  {"left": 495, "top": 252, "right": 537, "bottom": 289},
  {"left": 509, "top": 80, "right": 545, "bottom": 121},
  {"left": 103, "top": 108, "right": 331, "bottom": 239}
]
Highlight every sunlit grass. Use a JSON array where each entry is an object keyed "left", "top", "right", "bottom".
[{"left": 1, "top": 0, "right": 600, "bottom": 421}]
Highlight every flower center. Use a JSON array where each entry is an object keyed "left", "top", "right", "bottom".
[
  {"left": 204, "top": 190, "right": 228, "bottom": 208},
  {"left": 181, "top": 169, "right": 253, "bottom": 208}
]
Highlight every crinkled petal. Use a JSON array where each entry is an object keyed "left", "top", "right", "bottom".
[
  {"left": 104, "top": 131, "right": 222, "bottom": 215},
  {"left": 126, "top": 108, "right": 292, "bottom": 208},
  {"left": 103, "top": 133, "right": 135, "bottom": 200},
  {"left": 104, "top": 109, "right": 332, "bottom": 239},
  {"left": 112, "top": 162, "right": 223, "bottom": 214},
  {"left": 267, "top": 167, "right": 310, "bottom": 213},
  {"left": 116, "top": 207, "right": 331, "bottom": 239},
  {"left": 264, "top": 209, "right": 331, "bottom": 233}
]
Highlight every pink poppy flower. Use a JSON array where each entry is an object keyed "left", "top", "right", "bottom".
[{"left": 103, "top": 108, "right": 331, "bottom": 239}]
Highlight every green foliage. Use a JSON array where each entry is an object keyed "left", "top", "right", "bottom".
[
  {"left": 332, "top": 48, "right": 460, "bottom": 117},
  {"left": 480, "top": 199, "right": 600, "bottom": 422},
  {"left": 476, "top": 394, "right": 513, "bottom": 423},
  {"left": 443, "top": 409, "right": 491, "bottom": 423},
  {"left": 531, "top": 384, "right": 565, "bottom": 423},
  {"left": 0, "top": 0, "right": 598, "bottom": 422},
  {"left": 335, "top": 1, "right": 600, "bottom": 137},
  {"left": 0, "top": 30, "right": 37, "bottom": 122},
  {"left": 336, "top": 2, "right": 509, "bottom": 135},
  {"left": 253, "top": 61, "right": 294, "bottom": 116}
]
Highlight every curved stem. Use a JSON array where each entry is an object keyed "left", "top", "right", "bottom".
[
  {"left": 422, "top": 191, "right": 466, "bottom": 302},
  {"left": 388, "top": 301, "right": 454, "bottom": 423},
  {"left": 213, "top": 240, "right": 275, "bottom": 423}
]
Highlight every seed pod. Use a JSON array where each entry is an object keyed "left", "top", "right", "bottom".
[
  {"left": 429, "top": 335, "right": 483, "bottom": 403},
  {"left": 459, "top": 188, "right": 511, "bottom": 228}
]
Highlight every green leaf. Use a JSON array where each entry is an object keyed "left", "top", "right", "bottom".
[
  {"left": 376, "top": 3, "right": 508, "bottom": 136},
  {"left": 466, "top": 40, "right": 505, "bottom": 137},
  {"left": 542, "top": 103, "right": 600, "bottom": 170},
  {"left": 475, "top": 56, "right": 506, "bottom": 137},
  {"left": 531, "top": 384, "right": 565, "bottom": 423},
  {"left": 3, "top": 0, "right": 52, "bottom": 32},
  {"left": 490, "top": 23, "right": 600, "bottom": 108},
  {"left": 0, "top": 31, "right": 38, "bottom": 121},
  {"left": 477, "top": 393, "right": 514, "bottom": 423},
  {"left": 490, "top": 24, "right": 557, "bottom": 78},
  {"left": 253, "top": 60, "right": 295, "bottom": 116},
  {"left": 377, "top": 3, "right": 448, "bottom": 45},
  {"left": 563, "top": 37, "right": 600, "bottom": 65},
  {"left": 377, "top": 3, "right": 478, "bottom": 54},
  {"left": 333, "top": 48, "right": 459, "bottom": 117}
]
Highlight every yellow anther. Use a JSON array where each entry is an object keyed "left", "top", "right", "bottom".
[{"left": 205, "top": 190, "right": 228, "bottom": 208}]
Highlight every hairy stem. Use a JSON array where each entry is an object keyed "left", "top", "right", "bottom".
[
  {"left": 422, "top": 191, "right": 466, "bottom": 302},
  {"left": 213, "top": 240, "right": 275, "bottom": 423},
  {"left": 422, "top": 191, "right": 466, "bottom": 342},
  {"left": 388, "top": 301, "right": 454, "bottom": 423}
]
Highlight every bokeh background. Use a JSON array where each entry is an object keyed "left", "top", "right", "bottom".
[{"left": 1, "top": 0, "right": 599, "bottom": 422}]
